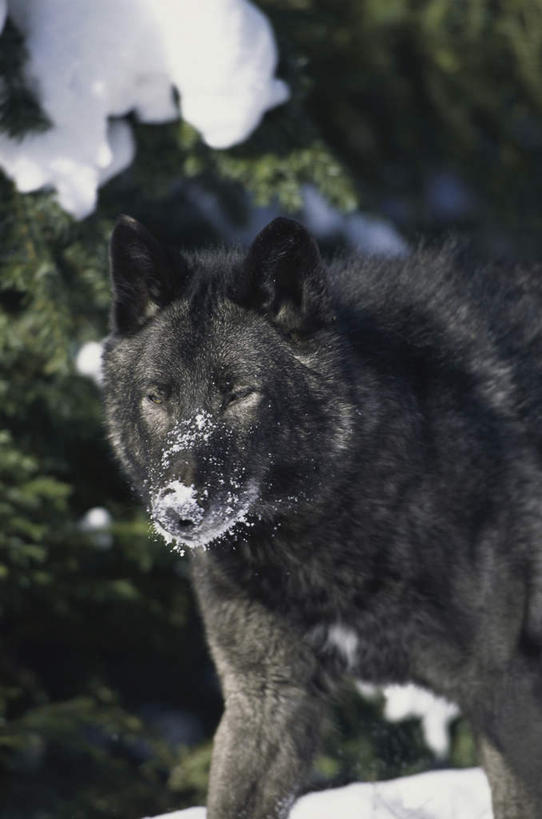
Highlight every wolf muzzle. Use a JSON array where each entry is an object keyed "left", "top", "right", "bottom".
[{"left": 151, "top": 480, "right": 204, "bottom": 537}]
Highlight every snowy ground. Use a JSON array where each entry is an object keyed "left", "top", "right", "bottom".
[{"left": 144, "top": 768, "right": 492, "bottom": 819}]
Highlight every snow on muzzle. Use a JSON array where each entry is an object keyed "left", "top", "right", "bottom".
[
  {"left": 150, "top": 477, "right": 259, "bottom": 550},
  {"left": 149, "top": 412, "right": 260, "bottom": 549},
  {"left": 151, "top": 481, "right": 205, "bottom": 541}
]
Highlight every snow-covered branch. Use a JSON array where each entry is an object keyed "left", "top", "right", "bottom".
[{"left": 0, "top": 0, "right": 288, "bottom": 217}]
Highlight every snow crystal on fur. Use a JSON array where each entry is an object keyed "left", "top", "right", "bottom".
[
  {"left": 160, "top": 411, "right": 214, "bottom": 469},
  {"left": 151, "top": 412, "right": 258, "bottom": 552}
]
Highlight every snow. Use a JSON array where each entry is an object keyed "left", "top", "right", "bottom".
[
  {"left": 75, "top": 340, "right": 104, "bottom": 385},
  {"left": 327, "top": 623, "right": 359, "bottom": 670},
  {"left": 148, "top": 812, "right": 204, "bottom": 819},
  {"left": 382, "top": 684, "right": 460, "bottom": 759},
  {"left": 358, "top": 682, "right": 460, "bottom": 759},
  {"left": 302, "top": 185, "right": 408, "bottom": 256},
  {"left": 151, "top": 473, "right": 257, "bottom": 554},
  {"left": 160, "top": 413, "right": 215, "bottom": 469},
  {"left": 151, "top": 480, "right": 204, "bottom": 550},
  {"left": 143, "top": 768, "right": 492, "bottom": 819},
  {"left": 0, "top": 0, "right": 288, "bottom": 218},
  {"left": 425, "top": 171, "right": 475, "bottom": 221},
  {"left": 79, "top": 506, "right": 113, "bottom": 549},
  {"left": 149, "top": 411, "right": 259, "bottom": 551}
]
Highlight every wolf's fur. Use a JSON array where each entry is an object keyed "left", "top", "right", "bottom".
[{"left": 103, "top": 215, "right": 542, "bottom": 819}]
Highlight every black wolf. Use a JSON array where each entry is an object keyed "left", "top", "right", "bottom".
[{"left": 103, "top": 215, "right": 542, "bottom": 819}]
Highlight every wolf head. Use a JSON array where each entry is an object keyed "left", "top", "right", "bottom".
[{"left": 103, "top": 216, "right": 354, "bottom": 550}]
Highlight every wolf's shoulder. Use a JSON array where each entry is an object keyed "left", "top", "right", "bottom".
[{"left": 328, "top": 243, "right": 542, "bottom": 351}]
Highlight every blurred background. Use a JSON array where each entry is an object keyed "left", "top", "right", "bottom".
[{"left": 1, "top": 1, "right": 541, "bottom": 817}]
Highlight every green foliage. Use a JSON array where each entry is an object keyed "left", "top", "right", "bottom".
[
  {"left": 169, "top": 742, "right": 213, "bottom": 805},
  {"left": 0, "top": 174, "right": 219, "bottom": 817},
  {"left": 176, "top": 112, "right": 358, "bottom": 212},
  {"left": 261, "top": 0, "right": 542, "bottom": 254},
  {"left": 449, "top": 716, "right": 479, "bottom": 769},
  {"left": 0, "top": 696, "right": 177, "bottom": 819}
]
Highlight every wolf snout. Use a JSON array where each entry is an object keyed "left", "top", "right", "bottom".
[
  {"left": 160, "top": 504, "right": 200, "bottom": 533},
  {"left": 151, "top": 480, "right": 204, "bottom": 538}
]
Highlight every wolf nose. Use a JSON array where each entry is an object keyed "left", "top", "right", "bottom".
[
  {"left": 159, "top": 504, "right": 201, "bottom": 537},
  {"left": 152, "top": 479, "right": 204, "bottom": 538},
  {"left": 163, "top": 509, "right": 199, "bottom": 535},
  {"left": 177, "top": 517, "right": 196, "bottom": 530}
]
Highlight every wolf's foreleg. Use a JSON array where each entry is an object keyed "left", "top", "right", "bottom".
[
  {"left": 472, "top": 658, "right": 542, "bottom": 819},
  {"left": 192, "top": 555, "right": 325, "bottom": 819},
  {"left": 206, "top": 676, "right": 322, "bottom": 819}
]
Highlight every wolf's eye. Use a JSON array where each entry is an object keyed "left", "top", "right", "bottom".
[
  {"left": 226, "top": 387, "right": 257, "bottom": 407},
  {"left": 146, "top": 389, "right": 166, "bottom": 405}
]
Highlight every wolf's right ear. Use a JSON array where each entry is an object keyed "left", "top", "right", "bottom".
[{"left": 109, "top": 215, "right": 190, "bottom": 334}]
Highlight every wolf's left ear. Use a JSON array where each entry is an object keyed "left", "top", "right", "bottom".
[
  {"left": 237, "top": 217, "right": 332, "bottom": 333},
  {"left": 109, "top": 215, "right": 189, "bottom": 334}
]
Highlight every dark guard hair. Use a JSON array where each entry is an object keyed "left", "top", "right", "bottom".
[{"left": 103, "top": 215, "right": 542, "bottom": 819}]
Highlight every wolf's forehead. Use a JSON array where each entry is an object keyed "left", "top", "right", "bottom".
[
  {"left": 140, "top": 302, "right": 263, "bottom": 377},
  {"left": 154, "top": 298, "right": 244, "bottom": 341}
]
